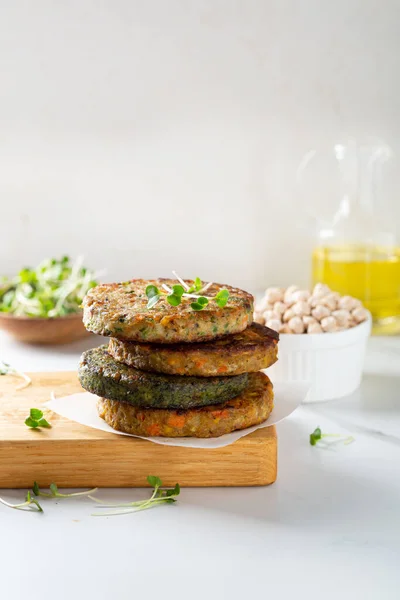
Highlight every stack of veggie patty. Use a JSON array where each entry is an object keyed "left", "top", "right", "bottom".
[{"left": 79, "top": 278, "right": 278, "bottom": 437}]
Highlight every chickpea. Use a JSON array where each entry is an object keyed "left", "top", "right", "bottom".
[
  {"left": 283, "top": 307, "right": 295, "bottom": 322},
  {"left": 292, "top": 289, "right": 311, "bottom": 302},
  {"left": 255, "top": 297, "right": 274, "bottom": 313},
  {"left": 265, "top": 287, "right": 284, "bottom": 304},
  {"left": 263, "top": 309, "right": 281, "bottom": 322},
  {"left": 254, "top": 313, "right": 265, "bottom": 325},
  {"left": 280, "top": 323, "right": 292, "bottom": 334},
  {"left": 266, "top": 318, "right": 282, "bottom": 333},
  {"left": 284, "top": 285, "right": 299, "bottom": 306},
  {"left": 311, "top": 305, "right": 330, "bottom": 321},
  {"left": 332, "top": 309, "right": 350, "bottom": 328},
  {"left": 308, "top": 322, "right": 323, "bottom": 334},
  {"left": 288, "top": 316, "right": 305, "bottom": 334},
  {"left": 302, "top": 315, "right": 317, "bottom": 327},
  {"left": 320, "top": 293, "right": 339, "bottom": 311},
  {"left": 273, "top": 301, "right": 287, "bottom": 315},
  {"left": 320, "top": 316, "right": 337, "bottom": 332},
  {"left": 352, "top": 307, "right": 369, "bottom": 323},
  {"left": 292, "top": 300, "right": 311, "bottom": 316},
  {"left": 312, "top": 283, "right": 331, "bottom": 297},
  {"left": 338, "top": 296, "right": 362, "bottom": 311}
]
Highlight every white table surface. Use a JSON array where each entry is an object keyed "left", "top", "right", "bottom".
[{"left": 1, "top": 332, "right": 399, "bottom": 600}]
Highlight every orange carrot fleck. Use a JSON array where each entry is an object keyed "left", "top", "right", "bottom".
[
  {"left": 167, "top": 414, "right": 186, "bottom": 428},
  {"left": 217, "top": 365, "right": 228, "bottom": 373},
  {"left": 147, "top": 423, "right": 161, "bottom": 436},
  {"left": 211, "top": 409, "right": 229, "bottom": 419}
]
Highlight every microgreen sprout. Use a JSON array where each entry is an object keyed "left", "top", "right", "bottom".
[
  {"left": 0, "top": 361, "right": 32, "bottom": 390},
  {"left": 0, "top": 490, "right": 43, "bottom": 512},
  {"left": 145, "top": 272, "right": 230, "bottom": 312},
  {"left": 25, "top": 408, "right": 51, "bottom": 429},
  {"left": 145, "top": 284, "right": 161, "bottom": 309},
  {"left": 0, "top": 256, "right": 99, "bottom": 318},
  {"left": 167, "top": 284, "right": 185, "bottom": 306},
  {"left": 90, "top": 475, "right": 180, "bottom": 517},
  {"left": 310, "top": 427, "right": 354, "bottom": 447},
  {"left": 32, "top": 481, "right": 98, "bottom": 498},
  {"left": 214, "top": 289, "right": 230, "bottom": 308},
  {"left": 191, "top": 297, "right": 209, "bottom": 311},
  {"left": 187, "top": 277, "right": 203, "bottom": 294}
]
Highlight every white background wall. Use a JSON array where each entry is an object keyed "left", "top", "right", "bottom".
[{"left": 1, "top": 0, "right": 399, "bottom": 290}]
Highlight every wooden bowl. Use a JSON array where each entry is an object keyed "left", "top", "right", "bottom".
[{"left": 0, "top": 312, "right": 91, "bottom": 344}]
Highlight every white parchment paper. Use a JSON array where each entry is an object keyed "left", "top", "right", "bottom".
[{"left": 45, "top": 381, "right": 310, "bottom": 449}]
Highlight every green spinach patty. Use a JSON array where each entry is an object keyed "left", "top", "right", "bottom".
[{"left": 79, "top": 346, "right": 249, "bottom": 409}]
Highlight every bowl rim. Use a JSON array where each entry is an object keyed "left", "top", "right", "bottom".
[
  {"left": 0, "top": 311, "right": 83, "bottom": 322},
  {"left": 277, "top": 313, "right": 372, "bottom": 348}
]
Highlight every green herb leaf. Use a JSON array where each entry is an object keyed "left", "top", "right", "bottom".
[
  {"left": 30, "top": 497, "right": 43, "bottom": 512},
  {"left": 145, "top": 285, "right": 159, "bottom": 298},
  {"left": 30, "top": 408, "right": 43, "bottom": 420},
  {"left": 191, "top": 302, "right": 205, "bottom": 311},
  {"left": 146, "top": 285, "right": 161, "bottom": 309},
  {"left": 166, "top": 483, "right": 180, "bottom": 497},
  {"left": 197, "top": 297, "right": 209, "bottom": 306},
  {"left": 187, "top": 277, "right": 203, "bottom": 293},
  {"left": 214, "top": 289, "right": 229, "bottom": 307},
  {"left": 25, "top": 417, "right": 39, "bottom": 428},
  {"left": 167, "top": 285, "right": 184, "bottom": 307},
  {"left": 309, "top": 427, "right": 322, "bottom": 445},
  {"left": 309, "top": 427, "right": 354, "bottom": 447},
  {"left": 171, "top": 285, "right": 184, "bottom": 296},
  {"left": 147, "top": 475, "right": 162, "bottom": 488},
  {"left": 38, "top": 418, "right": 51, "bottom": 428},
  {"left": 167, "top": 294, "right": 182, "bottom": 306},
  {"left": 49, "top": 483, "right": 58, "bottom": 496},
  {"left": 33, "top": 481, "right": 40, "bottom": 496}
]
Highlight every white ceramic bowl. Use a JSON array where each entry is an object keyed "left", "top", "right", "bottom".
[{"left": 266, "top": 316, "right": 371, "bottom": 403}]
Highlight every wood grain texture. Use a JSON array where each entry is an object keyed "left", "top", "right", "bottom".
[{"left": 0, "top": 372, "right": 277, "bottom": 488}]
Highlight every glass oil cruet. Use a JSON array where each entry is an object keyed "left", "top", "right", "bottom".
[{"left": 299, "top": 139, "right": 400, "bottom": 335}]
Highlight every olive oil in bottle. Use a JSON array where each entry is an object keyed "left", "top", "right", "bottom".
[{"left": 312, "top": 245, "right": 400, "bottom": 334}]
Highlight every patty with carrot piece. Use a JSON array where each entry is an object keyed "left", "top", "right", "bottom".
[
  {"left": 108, "top": 323, "right": 278, "bottom": 377},
  {"left": 78, "top": 346, "right": 248, "bottom": 409},
  {"left": 82, "top": 278, "right": 253, "bottom": 344},
  {"left": 97, "top": 371, "right": 274, "bottom": 438}
]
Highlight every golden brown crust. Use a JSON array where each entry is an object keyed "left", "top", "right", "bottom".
[
  {"left": 108, "top": 323, "right": 278, "bottom": 376},
  {"left": 83, "top": 279, "right": 253, "bottom": 343},
  {"left": 97, "top": 371, "right": 274, "bottom": 438}
]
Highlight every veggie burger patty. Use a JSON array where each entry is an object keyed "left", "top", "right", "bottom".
[
  {"left": 82, "top": 279, "right": 253, "bottom": 343},
  {"left": 108, "top": 322, "right": 279, "bottom": 377},
  {"left": 97, "top": 371, "right": 274, "bottom": 438},
  {"left": 78, "top": 346, "right": 249, "bottom": 409}
]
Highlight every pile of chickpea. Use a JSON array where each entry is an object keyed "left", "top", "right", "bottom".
[{"left": 254, "top": 283, "right": 369, "bottom": 334}]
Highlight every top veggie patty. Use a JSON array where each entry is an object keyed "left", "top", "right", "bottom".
[{"left": 83, "top": 278, "right": 254, "bottom": 343}]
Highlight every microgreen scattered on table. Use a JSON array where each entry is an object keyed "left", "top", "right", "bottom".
[
  {"left": 145, "top": 272, "right": 230, "bottom": 311},
  {"left": 0, "top": 490, "right": 43, "bottom": 512},
  {"left": 0, "top": 255, "right": 99, "bottom": 318},
  {"left": 0, "top": 477, "right": 180, "bottom": 517},
  {"left": 25, "top": 408, "right": 51, "bottom": 429},
  {"left": 90, "top": 475, "right": 180, "bottom": 517},
  {"left": 33, "top": 482, "right": 97, "bottom": 498},
  {"left": 309, "top": 427, "right": 354, "bottom": 447},
  {"left": 0, "top": 361, "right": 32, "bottom": 390}
]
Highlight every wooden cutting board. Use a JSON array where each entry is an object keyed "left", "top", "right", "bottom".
[{"left": 0, "top": 372, "right": 277, "bottom": 488}]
